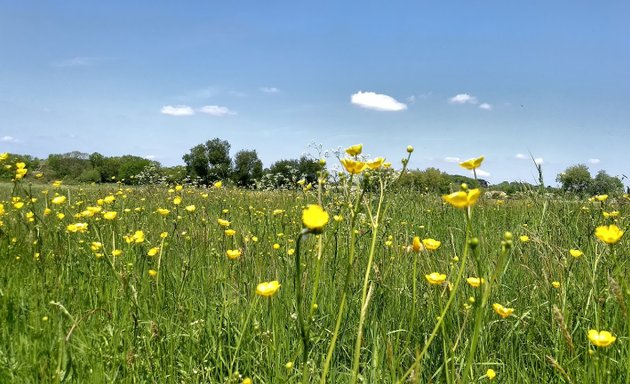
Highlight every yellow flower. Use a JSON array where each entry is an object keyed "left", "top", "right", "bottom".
[
  {"left": 147, "top": 247, "right": 160, "bottom": 256},
  {"left": 242, "top": 378, "right": 252, "bottom": 384},
  {"left": 103, "top": 195, "right": 116, "bottom": 204},
  {"left": 519, "top": 235, "right": 529, "bottom": 243},
  {"left": 595, "top": 224, "right": 624, "bottom": 244},
  {"left": 256, "top": 280, "right": 281, "bottom": 297},
  {"left": 412, "top": 236, "right": 423, "bottom": 253},
  {"left": 492, "top": 303, "right": 514, "bottom": 318},
  {"left": 603, "top": 211, "right": 620, "bottom": 218},
  {"left": 551, "top": 281, "right": 561, "bottom": 289},
  {"left": 157, "top": 208, "right": 170, "bottom": 216},
  {"left": 51, "top": 195, "right": 67, "bottom": 205},
  {"left": 67, "top": 223, "right": 89, "bottom": 233},
  {"left": 57, "top": 213, "right": 65, "bottom": 220},
  {"left": 103, "top": 211, "right": 117, "bottom": 220},
  {"left": 213, "top": 181, "right": 223, "bottom": 188},
  {"left": 175, "top": 185, "right": 183, "bottom": 191},
  {"left": 218, "top": 218, "right": 231, "bottom": 227},
  {"left": 340, "top": 158, "right": 367, "bottom": 174},
  {"left": 422, "top": 238, "right": 441, "bottom": 251},
  {"left": 13, "top": 201, "right": 24, "bottom": 209},
  {"left": 459, "top": 156, "right": 484, "bottom": 170},
  {"left": 594, "top": 194, "right": 608, "bottom": 202},
  {"left": 588, "top": 329, "right": 616, "bottom": 347},
  {"left": 0, "top": 152, "right": 8, "bottom": 161},
  {"left": 226, "top": 249, "right": 242, "bottom": 260},
  {"left": 302, "top": 204, "right": 329, "bottom": 233},
  {"left": 148, "top": 269, "right": 158, "bottom": 277},
  {"left": 160, "top": 232, "right": 168, "bottom": 238},
  {"left": 43, "top": 208, "right": 51, "bottom": 216},
  {"left": 345, "top": 144, "right": 363, "bottom": 156},
  {"left": 173, "top": 196, "right": 182, "bottom": 205},
  {"left": 486, "top": 368, "right": 496, "bottom": 380},
  {"left": 112, "top": 249, "right": 122, "bottom": 257},
  {"left": 569, "top": 249, "right": 583, "bottom": 258},
  {"left": 224, "top": 229, "right": 236, "bottom": 236},
  {"left": 185, "top": 205, "right": 196, "bottom": 212},
  {"left": 90, "top": 242, "right": 103, "bottom": 251},
  {"left": 366, "top": 157, "right": 385, "bottom": 170},
  {"left": 466, "top": 277, "right": 485, "bottom": 288},
  {"left": 125, "top": 230, "right": 145, "bottom": 243},
  {"left": 442, "top": 189, "right": 481, "bottom": 209},
  {"left": 425, "top": 272, "right": 447, "bottom": 285},
  {"left": 52, "top": 180, "right": 62, "bottom": 187},
  {"left": 333, "top": 214, "right": 343, "bottom": 222},
  {"left": 273, "top": 243, "right": 280, "bottom": 250}
]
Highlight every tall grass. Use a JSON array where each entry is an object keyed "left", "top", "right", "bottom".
[{"left": 0, "top": 169, "right": 628, "bottom": 383}]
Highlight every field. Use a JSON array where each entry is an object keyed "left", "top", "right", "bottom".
[{"left": 1, "top": 160, "right": 628, "bottom": 383}]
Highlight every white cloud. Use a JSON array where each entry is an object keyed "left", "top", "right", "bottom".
[
  {"left": 534, "top": 158, "right": 544, "bottom": 165},
  {"left": 351, "top": 91, "right": 407, "bottom": 112},
  {"left": 160, "top": 105, "right": 195, "bottom": 116},
  {"left": 588, "top": 158, "right": 601, "bottom": 164},
  {"left": 1, "top": 135, "right": 18, "bottom": 142},
  {"left": 515, "top": 153, "right": 528, "bottom": 160},
  {"left": 53, "top": 56, "right": 107, "bottom": 67},
  {"left": 444, "top": 156, "right": 460, "bottom": 163},
  {"left": 475, "top": 169, "right": 491, "bottom": 177},
  {"left": 260, "top": 87, "right": 280, "bottom": 93},
  {"left": 479, "top": 103, "right": 493, "bottom": 111},
  {"left": 144, "top": 155, "right": 156, "bottom": 160},
  {"left": 448, "top": 93, "right": 478, "bottom": 105},
  {"left": 198, "top": 105, "right": 236, "bottom": 117}
]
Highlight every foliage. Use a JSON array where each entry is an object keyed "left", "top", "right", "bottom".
[
  {"left": 557, "top": 164, "right": 624, "bottom": 196},
  {"left": 232, "top": 150, "right": 263, "bottom": 188},
  {"left": 182, "top": 138, "right": 232, "bottom": 185}
]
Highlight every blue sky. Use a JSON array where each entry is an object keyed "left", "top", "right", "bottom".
[{"left": 1, "top": 1, "right": 629, "bottom": 185}]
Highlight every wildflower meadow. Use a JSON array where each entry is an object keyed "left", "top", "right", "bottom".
[{"left": 0, "top": 147, "right": 628, "bottom": 383}]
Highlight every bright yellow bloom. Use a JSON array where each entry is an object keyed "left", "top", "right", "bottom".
[
  {"left": 486, "top": 368, "right": 496, "bottom": 380},
  {"left": 459, "top": 156, "right": 484, "bottom": 170},
  {"left": 213, "top": 181, "right": 223, "bottom": 188},
  {"left": 185, "top": 204, "right": 196, "bottom": 212},
  {"left": 442, "top": 189, "right": 481, "bottom": 209},
  {"left": 340, "top": 158, "right": 367, "bottom": 174},
  {"left": 0, "top": 153, "right": 8, "bottom": 161},
  {"left": 256, "top": 280, "right": 281, "bottom": 297},
  {"left": 226, "top": 249, "right": 242, "bottom": 260},
  {"left": 112, "top": 249, "right": 122, "bottom": 257},
  {"left": 103, "top": 195, "right": 116, "bottom": 204},
  {"left": 595, "top": 224, "right": 624, "bottom": 244},
  {"left": 157, "top": 208, "right": 170, "bottom": 216},
  {"left": 492, "top": 303, "right": 514, "bottom": 318},
  {"left": 466, "top": 277, "right": 485, "bottom": 288},
  {"left": 302, "top": 204, "right": 329, "bottom": 233},
  {"left": 125, "top": 230, "right": 145, "bottom": 244},
  {"left": 224, "top": 229, "right": 236, "bottom": 236},
  {"left": 147, "top": 247, "right": 160, "bottom": 256},
  {"left": 519, "top": 235, "right": 529, "bottom": 243},
  {"left": 603, "top": 211, "right": 620, "bottom": 218},
  {"left": 51, "top": 195, "right": 66, "bottom": 205},
  {"left": 569, "top": 249, "right": 583, "bottom": 258},
  {"left": 148, "top": 269, "right": 158, "bottom": 277},
  {"left": 345, "top": 144, "right": 363, "bottom": 156},
  {"left": 67, "top": 223, "right": 89, "bottom": 233},
  {"left": 588, "top": 329, "right": 616, "bottom": 347},
  {"left": 160, "top": 232, "right": 168, "bottom": 238},
  {"left": 594, "top": 194, "right": 608, "bottom": 202},
  {"left": 552, "top": 281, "right": 561, "bottom": 289},
  {"left": 175, "top": 185, "right": 183, "bottom": 191},
  {"left": 173, "top": 196, "right": 182, "bottom": 205},
  {"left": 218, "top": 218, "right": 231, "bottom": 227},
  {"left": 412, "top": 236, "right": 423, "bottom": 252},
  {"left": 90, "top": 242, "right": 103, "bottom": 251},
  {"left": 425, "top": 272, "right": 447, "bottom": 285},
  {"left": 57, "top": 213, "right": 65, "bottom": 220},
  {"left": 422, "top": 238, "right": 441, "bottom": 251},
  {"left": 103, "top": 211, "right": 117, "bottom": 220},
  {"left": 366, "top": 157, "right": 385, "bottom": 170},
  {"left": 13, "top": 201, "right": 24, "bottom": 210},
  {"left": 43, "top": 208, "right": 51, "bottom": 216},
  {"left": 241, "top": 378, "right": 252, "bottom": 384}
]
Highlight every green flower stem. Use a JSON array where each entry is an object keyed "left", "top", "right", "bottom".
[
  {"left": 294, "top": 232, "right": 310, "bottom": 384},
  {"left": 320, "top": 190, "right": 365, "bottom": 384},
  {"left": 398, "top": 209, "right": 472, "bottom": 384},
  {"left": 350, "top": 177, "right": 385, "bottom": 384},
  {"left": 228, "top": 295, "right": 259, "bottom": 378}
]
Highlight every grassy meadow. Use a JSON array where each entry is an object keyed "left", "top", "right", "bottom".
[{"left": 0, "top": 153, "right": 629, "bottom": 383}]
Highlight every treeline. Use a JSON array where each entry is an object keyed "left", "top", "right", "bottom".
[{"left": 1, "top": 138, "right": 626, "bottom": 196}]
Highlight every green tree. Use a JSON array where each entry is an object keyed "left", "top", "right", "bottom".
[
  {"left": 265, "top": 159, "right": 300, "bottom": 188},
  {"left": 556, "top": 164, "right": 592, "bottom": 195},
  {"left": 232, "top": 149, "right": 263, "bottom": 187},
  {"left": 182, "top": 138, "right": 232, "bottom": 184},
  {"left": 589, "top": 170, "right": 624, "bottom": 196}
]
